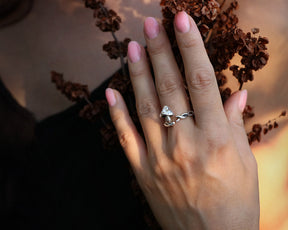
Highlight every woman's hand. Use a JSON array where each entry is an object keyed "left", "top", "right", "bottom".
[{"left": 105, "top": 11, "right": 260, "bottom": 230}]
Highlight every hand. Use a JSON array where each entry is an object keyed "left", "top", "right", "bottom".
[{"left": 105, "top": 11, "right": 260, "bottom": 230}]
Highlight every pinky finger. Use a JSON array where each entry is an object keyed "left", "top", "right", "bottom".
[{"left": 106, "top": 88, "right": 149, "bottom": 175}]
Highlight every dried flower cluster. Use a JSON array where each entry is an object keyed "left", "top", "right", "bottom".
[
  {"left": 243, "top": 105, "right": 255, "bottom": 122},
  {"left": 51, "top": 71, "right": 107, "bottom": 121},
  {"left": 84, "top": 0, "right": 121, "bottom": 32},
  {"left": 94, "top": 7, "right": 121, "bottom": 32},
  {"left": 83, "top": 0, "right": 130, "bottom": 73},
  {"left": 51, "top": 71, "right": 89, "bottom": 102},
  {"left": 103, "top": 38, "right": 131, "bottom": 59},
  {"left": 161, "top": 0, "right": 220, "bottom": 28}
]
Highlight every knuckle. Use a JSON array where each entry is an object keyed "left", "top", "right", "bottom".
[
  {"left": 130, "top": 66, "right": 147, "bottom": 79},
  {"left": 118, "top": 131, "right": 133, "bottom": 149},
  {"left": 187, "top": 69, "right": 214, "bottom": 91},
  {"left": 157, "top": 75, "right": 180, "bottom": 97},
  {"left": 137, "top": 98, "right": 157, "bottom": 118},
  {"left": 148, "top": 40, "right": 167, "bottom": 57},
  {"left": 179, "top": 36, "right": 199, "bottom": 50}
]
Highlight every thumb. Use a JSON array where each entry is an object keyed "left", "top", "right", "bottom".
[
  {"left": 224, "top": 89, "right": 247, "bottom": 126},
  {"left": 224, "top": 90, "right": 250, "bottom": 150}
]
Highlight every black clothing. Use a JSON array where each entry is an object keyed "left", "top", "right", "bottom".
[{"left": 0, "top": 77, "right": 148, "bottom": 229}]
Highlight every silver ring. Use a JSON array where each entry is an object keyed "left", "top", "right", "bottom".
[{"left": 160, "top": 106, "right": 194, "bottom": 127}]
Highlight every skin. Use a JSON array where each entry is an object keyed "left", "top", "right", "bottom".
[{"left": 106, "top": 11, "right": 260, "bottom": 230}]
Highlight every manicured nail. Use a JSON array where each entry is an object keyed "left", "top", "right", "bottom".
[
  {"left": 128, "top": 41, "right": 141, "bottom": 63},
  {"left": 105, "top": 88, "right": 116, "bottom": 107},
  {"left": 239, "top": 89, "right": 248, "bottom": 112},
  {"left": 144, "top": 17, "right": 160, "bottom": 39},
  {"left": 175, "top": 11, "right": 190, "bottom": 33}
]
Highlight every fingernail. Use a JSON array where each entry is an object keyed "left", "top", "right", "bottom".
[
  {"left": 239, "top": 89, "right": 248, "bottom": 112},
  {"left": 128, "top": 41, "right": 141, "bottom": 63},
  {"left": 144, "top": 17, "right": 160, "bottom": 39},
  {"left": 175, "top": 11, "right": 190, "bottom": 33},
  {"left": 105, "top": 88, "right": 116, "bottom": 107}
]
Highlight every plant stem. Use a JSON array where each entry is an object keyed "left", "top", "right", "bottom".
[
  {"left": 204, "top": 29, "right": 213, "bottom": 44},
  {"left": 84, "top": 96, "right": 93, "bottom": 108},
  {"left": 111, "top": 31, "right": 127, "bottom": 77},
  {"left": 239, "top": 81, "right": 243, "bottom": 90},
  {"left": 220, "top": 0, "right": 227, "bottom": 9}
]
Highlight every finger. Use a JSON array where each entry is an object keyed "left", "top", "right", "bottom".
[
  {"left": 224, "top": 90, "right": 253, "bottom": 157},
  {"left": 144, "top": 17, "right": 191, "bottom": 129},
  {"left": 174, "top": 12, "right": 227, "bottom": 129},
  {"left": 106, "top": 88, "right": 149, "bottom": 174},
  {"left": 127, "top": 41, "right": 166, "bottom": 149}
]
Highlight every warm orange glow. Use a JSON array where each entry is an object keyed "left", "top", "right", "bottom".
[
  {"left": 253, "top": 124, "right": 288, "bottom": 230},
  {"left": 238, "top": 1, "right": 288, "bottom": 227}
]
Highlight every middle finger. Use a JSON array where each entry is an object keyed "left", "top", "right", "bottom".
[{"left": 144, "top": 17, "right": 193, "bottom": 130}]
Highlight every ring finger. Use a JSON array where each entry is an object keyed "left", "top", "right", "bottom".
[{"left": 144, "top": 17, "right": 193, "bottom": 132}]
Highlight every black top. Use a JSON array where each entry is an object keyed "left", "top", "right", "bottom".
[{"left": 0, "top": 76, "right": 151, "bottom": 229}]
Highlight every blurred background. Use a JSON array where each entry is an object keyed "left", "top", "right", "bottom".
[{"left": 0, "top": 0, "right": 287, "bottom": 229}]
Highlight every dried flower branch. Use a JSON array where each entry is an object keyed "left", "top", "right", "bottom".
[
  {"left": 247, "top": 110, "right": 287, "bottom": 145},
  {"left": 79, "top": 99, "right": 108, "bottom": 121},
  {"left": 51, "top": 71, "right": 90, "bottom": 102},
  {"left": 84, "top": 0, "right": 130, "bottom": 77},
  {"left": 51, "top": 71, "right": 108, "bottom": 121},
  {"left": 103, "top": 38, "right": 131, "bottom": 59},
  {"left": 243, "top": 105, "right": 255, "bottom": 123}
]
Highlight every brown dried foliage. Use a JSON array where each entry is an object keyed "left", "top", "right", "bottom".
[
  {"left": 247, "top": 111, "right": 287, "bottom": 145},
  {"left": 103, "top": 38, "right": 131, "bottom": 59},
  {"left": 78, "top": 99, "right": 108, "bottom": 122},
  {"left": 243, "top": 105, "right": 255, "bottom": 123},
  {"left": 84, "top": 0, "right": 130, "bottom": 70},
  {"left": 51, "top": 71, "right": 108, "bottom": 121},
  {"left": 85, "top": 0, "right": 121, "bottom": 32},
  {"left": 94, "top": 8, "right": 121, "bottom": 32},
  {"left": 51, "top": 71, "right": 90, "bottom": 102}
]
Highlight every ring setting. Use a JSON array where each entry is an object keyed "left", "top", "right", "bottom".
[{"left": 160, "top": 106, "right": 194, "bottom": 127}]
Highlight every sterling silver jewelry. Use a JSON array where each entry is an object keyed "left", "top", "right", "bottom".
[{"left": 160, "top": 106, "right": 194, "bottom": 127}]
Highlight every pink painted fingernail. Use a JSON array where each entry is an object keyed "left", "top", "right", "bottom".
[
  {"left": 105, "top": 88, "right": 116, "bottom": 107},
  {"left": 128, "top": 41, "right": 141, "bottom": 63},
  {"left": 175, "top": 11, "right": 190, "bottom": 33},
  {"left": 239, "top": 89, "right": 248, "bottom": 112},
  {"left": 144, "top": 17, "right": 160, "bottom": 39}
]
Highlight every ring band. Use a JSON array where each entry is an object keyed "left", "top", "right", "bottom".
[{"left": 160, "top": 106, "right": 194, "bottom": 127}]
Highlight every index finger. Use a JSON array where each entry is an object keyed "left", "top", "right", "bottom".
[{"left": 174, "top": 12, "right": 228, "bottom": 129}]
